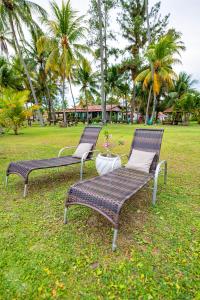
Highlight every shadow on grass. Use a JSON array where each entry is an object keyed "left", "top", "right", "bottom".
[
  {"left": 8, "top": 164, "right": 97, "bottom": 196},
  {"left": 67, "top": 187, "right": 153, "bottom": 255}
]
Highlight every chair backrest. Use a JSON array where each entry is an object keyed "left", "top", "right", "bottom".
[
  {"left": 129, "top": 128, "right": 164, "bottom": 172},
  {"left": 79, "top": 126, "right": 102, "bottom": 159}
]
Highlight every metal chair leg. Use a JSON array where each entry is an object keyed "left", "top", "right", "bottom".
[
  {"left": 152, "top": 176, "right": 158, "bottom": 205},
  {"left": 64, "top": 207, "right": 68, "bottom": 224},
  {"left": 112, "top": 228, "right": 118, "bottom": 251},
  {"left": 152, "top": 160, "right": 167, "bottom": 205},
  {"left": 80, "top": 162, "right": 84, "bottom": 181},
  {"left": 23, "top": 184, "right": 28, "bottom": 198}
]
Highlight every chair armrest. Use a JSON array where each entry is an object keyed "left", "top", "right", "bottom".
[
  {"left": 80, "top": 150, "right": 100, "bottom": 181},
  {"left": 155, "top": 160, "right": 167, "bottom": 174},
  {"left": 58, "top": 146, "right": 77, "bottom": 157},
  {"left": 81, "top": 149, "right": 100, "bottom": 162},
  {"left": 154, "top": 160, "right": 167, "bottom": 183},
  {"left": 111, "top": 153, "right": 129, "bottom": 171},
  {"left": 152, "top": 160, "right": 167, "bottom": 205}
]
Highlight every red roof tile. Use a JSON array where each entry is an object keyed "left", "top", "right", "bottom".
[{"left": 57, "top": 105, "right": 122, "bottom": 113}]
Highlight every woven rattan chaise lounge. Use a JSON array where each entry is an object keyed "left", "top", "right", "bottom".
[
  {"left": 64, "top": 129, "right": 167, "bottom": 251},
  {"left": 6, "top": 126, "right": 102, "bottom": 197}
]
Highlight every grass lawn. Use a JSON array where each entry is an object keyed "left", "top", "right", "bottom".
[{"left": 0, "top": 124, "right": 199, "bottom": 299}]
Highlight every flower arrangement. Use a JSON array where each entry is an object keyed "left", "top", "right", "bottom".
[{"left": 103, "top": 130, "right": 124, "bottom": 157}]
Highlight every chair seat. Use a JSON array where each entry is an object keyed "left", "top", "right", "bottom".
[
  {"left": 67, "top": 167, "right": 153, "bottom": 227},
  {"left": 6, "top": 126, "right": 102, "bottom": 197},
  {"left": 7, "top": 156, "right": 86, "bottom": 182}
]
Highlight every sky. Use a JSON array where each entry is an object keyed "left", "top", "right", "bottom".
[{"left": 33, "top": 0, "right": 200, "bottom": 104}]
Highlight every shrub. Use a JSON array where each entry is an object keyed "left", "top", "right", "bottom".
[{"left": 0, "top": 88, "right": 32, "bottom": 135}]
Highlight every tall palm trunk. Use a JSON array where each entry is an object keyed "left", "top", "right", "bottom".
[
  {"left": 68, "top": 78, "right": 77, "bottom": 118},
  {"left": 85, "top": 89, "right": 89, "bottom": 125},
  {"left": 130, "top": 83, "right": 136, "bottom": 124},
  {"left": 62, "top": 78, "right": 67, "bottom": 124},
  {"left": 97, "top": 0, "right": 106, "bottom": 123},
  {"left": 125, "top": 97, "right": 128, "bottom": 123},
  {"left": 151, "top": 92, "right": 157, "bottom": 123},
  {"left": 104, "top": 2, "right": 108, "bottom": 111},
  {"left": 48, "top": 74, "right": 56, "bottom": 123},
  {"left": 111, "top": 98, "right": 113, "bottom": 123},
  {"left": 145, "top": 85, "right": 152, "bottom": 125},
  {"left": 41, "top": 62, "right": 54, "bottom": 124},
  {"left": 8, "top": 12, "right": 44, "bottom": 126},
  {"left": 42, "top": 66, "right": 54, "bottom": 124},
  {"left": 45, "top": 85, "right": 54, "bottom": 124},
  {"left": 145, "top": 0, "right": 156, "bottom": 124}
]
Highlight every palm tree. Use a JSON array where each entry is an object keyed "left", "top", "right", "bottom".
[
  {"left": 166, "top": 72, "right": 197, "bottom": 111},
  {"left": 37, "top": 0, "right": 89, "bottom": 125},
  {"left": 172, "top": 72, "right": 197, "bottom": 98},
  {"left": 97, "top": 0, "right": 106, "bottom": 123},
  {"left": 106, "top": 65, "right": 123, "bottom": 121},
  {"left": 117, "top": 78, "right": 131, "bottom": 123},
  {"left": 136, "top": 31, "right": 185, "bottom": 122},
  {"left": 1, "top": 0, "right": 47, "bottom": 125},
  {"left": 24, "top": 28, "right": 56, "bottom": 124},
  {"left": 0, "top": 18, "right": 12, "bottom": 56},
  {"left": 74, "top": 59, "right": 99, "bottom": 124},
  {"left": 145, "top": 0, "right": 154, "bottom": 125},
  {"left": 0, "top": 57, "right": 23, "bottom": 90}
]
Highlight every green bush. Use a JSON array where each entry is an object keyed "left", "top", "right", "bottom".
[{"left": 0, "top": 88, "right": 32, "bottom": 135}]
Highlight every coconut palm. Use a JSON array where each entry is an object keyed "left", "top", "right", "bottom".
[
  {"left": 1, "top": 0, "right": 47, "bottom": 125},
  {"left": 144, "top": 0, "right": 154, "bottom": 125},
  {"left": 0, "top": 18, "right": 12, "bottom": 56},
  {"left": 37, "top": 0, "right": 89, "bottom": 125},
  {"left": 117, "top": 78, "right": 131, "bottom": 123},
  {"left": 24, "top": 28, "right": 57, "bottom": 123},
  {"left": 136, "top": 31, "right": 185, "bottom": 122},
  {"left": 171, "top": 72, "right": 197, "bottom": 99},
  {"left": 165, "top": 72, "right": 198, "bottom": 120},
  {"left": 74, "top": 59, "right": 99, "bottom": 124},
  {"left": 97, "top": 0, "right": 106, "bottom": 123},
  {"left": 0, "top": 56, "right": 23, "bottom": 90},
  {"left": 106, "top": 65, "right": 122, "bottom": 119}
]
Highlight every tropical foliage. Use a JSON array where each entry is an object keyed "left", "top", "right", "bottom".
[
  {"left": 74, "top": 59, "right": 99, "bottom": 123},
  {"left": 0, "top": 88, "right": 33, "bottom": 134},
  {"left": 0, "top": 0, "right": 199, "bottom": 129}
]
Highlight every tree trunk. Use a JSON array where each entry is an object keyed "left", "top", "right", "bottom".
[
  {"left": 111, "top": 98, "right": 113, "bottom": 123},
  {"left": 62, "top": 79, "right": 67, "bottom": 124},
  {"left": 155, "top": 94, "right": 161, "bottom": 121},
  {"left": 145, "top": 0, "right": 151, "bottom": 45},
  {"left": 104, "top": 2, "right": 108, "bottom": 113},
  {"left": 145, "top": 0, "right": 155, "bottom": 124},
  {"left": 145, "top": 85, "right": 152, "bottom": 125},
  {"left": 8, "top": 12, "right": 44, "bottom": 126},
  {"left": 49, "top": 74, "right": 56, "bottom": 123},
  {"left": 125, "top": 98, "right": 128, "bottom": 123},
  {"left": 46, "top": 84, "right": 54, "bottom": 125},
  {"left": 130, "top": 83, "right": 136, "bottom": 124},
  {"left": 151, "top": 92, "right": 157, "bottom": 123},
  {"left": 85, "top": 90, "right": 89, "bottom": 125},
  {"left": 97, "top": 0, "right": 106, "bottom": 123},
  {"left": 68, "top": 78, "right": 77, "bottom": 118},
  {"left": 13, "top": 125, "right": 18, "bottom": 135}
]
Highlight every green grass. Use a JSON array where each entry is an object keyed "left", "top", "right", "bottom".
[{"left": 0, "top": 124, "right": 199, "bottom": 299}]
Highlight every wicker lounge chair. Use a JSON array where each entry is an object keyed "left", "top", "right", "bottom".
[
  {"left": 64, "top": 129, "right": 167, "bottom": 251},
  {"left": 6, "top": 126, "right": 102, "bottom": 197}
]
